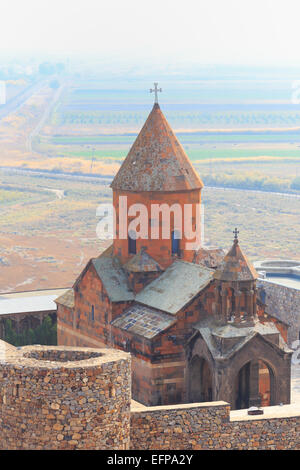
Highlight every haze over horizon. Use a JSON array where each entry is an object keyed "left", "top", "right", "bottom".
[{"left": 2, "top": 0, "right": 300, "bottom": 70}]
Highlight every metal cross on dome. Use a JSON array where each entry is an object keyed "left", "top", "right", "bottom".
[
  {"left": 233, "top": 227, "right": 239, "bottom": 240},
  {"left": 150, "top": 82, "right": 162, "bottom": 104}
]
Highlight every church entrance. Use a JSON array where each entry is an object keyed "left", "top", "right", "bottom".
[
  {"left": 235, "top": 362, "right": 250, "bottom": 409},
  {"left": 189, "top": 356, "right": 213, "bottom": 403},
  {"left": 234, "top": 360, "right": 274, "bottom": 410}
]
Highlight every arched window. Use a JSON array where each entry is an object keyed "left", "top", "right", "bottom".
[
  {"left": 171, "top": 230, "right": 180, "bottom": 255},
  {"left": 128, "top": 230, "right": 137, "bottom": 255},
  {"left": 89, "top": 305, "right": 95, "bottom": 323}
]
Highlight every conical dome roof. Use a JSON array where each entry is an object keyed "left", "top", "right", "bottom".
[
  {"left": 111, "top": 103, "right": 203, "bottom": 192},
  {"left": 214, "top": 238, "right": 258, "bottom": 282},
  {"left": 123, "top": 249, "right": 163, "bottom": 273}
]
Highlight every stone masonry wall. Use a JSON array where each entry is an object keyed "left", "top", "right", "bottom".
[
  {"left": 0, "top": 342, "right": 131, "bottom": 450},
  {"left": 258, "top": 279, "right": 300, "bottom": 345},
  {"left": 0, "top": 340, "right": 299, "bottom": 450},
  {"left": 130, "top": 402, "right": 230, "bottom": 450},
  {"left": 130, "top": 402, "right": 300, "bottom": 450}
]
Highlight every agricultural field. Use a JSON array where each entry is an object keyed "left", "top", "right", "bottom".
[
  {"left": 32, "top": 82, "right": 300, "bottom": 193},
  {"left": 2, "top": 80, "right": 300, "bottom": 191},
  {"left": 0, "top": 78, "right": 300, "bottom": 291}
]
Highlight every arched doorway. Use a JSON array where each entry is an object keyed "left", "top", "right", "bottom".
[
  {"left": 258, "top": 360, "right": 274, "bottom": 407},
  {"left": 234, "top": 359, "right": 275, "bottom": 410},
  {"left": 189, "top": 356, "right": 213, "bottom": 403}
]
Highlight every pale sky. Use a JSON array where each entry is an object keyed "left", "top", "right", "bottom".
[{"left": 1, "top": 0, "right": 300, "bottom": 66}]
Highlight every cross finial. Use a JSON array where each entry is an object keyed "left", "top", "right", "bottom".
[
  {"left": 150, "top": 82, "right": 162, "bottom": 104},
  {"left": 233, "top": 227, "right": 239, "bottom": 242}
]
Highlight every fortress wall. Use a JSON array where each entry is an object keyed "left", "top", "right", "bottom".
[
  {"left": 258, "top": 279, "right": 300, "bottom": 345},
  {"left": 130, "top": 402, "right": 300, "bottom": 450},
  {"left": 228, "top": 413, "right": 300, "bottom": 450},
  {"left": 0, "top": 343, "right": 131, "bottom": 450},
  {"left": 0, "top": 340, "right": 299, "bottom": 450},
  {"left": 130, "top": 401, "right": 230, "bottom": 450}
]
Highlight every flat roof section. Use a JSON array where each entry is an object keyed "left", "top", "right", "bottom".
[{"left": 0, "top": 288, "right": 69, "bottom": 316}]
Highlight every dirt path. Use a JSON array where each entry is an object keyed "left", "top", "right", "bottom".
[{"left": 41, "top": 187, "right": 65, "bottom": 200}]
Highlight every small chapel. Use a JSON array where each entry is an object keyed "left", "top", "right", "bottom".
[{"left": 56, "top": 88, "right": 292, "bottom": 409}]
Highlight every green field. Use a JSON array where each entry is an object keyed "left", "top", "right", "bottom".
[
  {"left": 46, "top": 131, "right": 300, "bottom": 145},
  {"left": 31, "top": 82, "right": 300, "bottom": 197},
  {"left": 35, "top": 135, "right": 300, "bottom": 163}
]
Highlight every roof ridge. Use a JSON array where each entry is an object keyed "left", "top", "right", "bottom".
[{"left": 174, "top": 259, "right": 215, "bottom": 272}]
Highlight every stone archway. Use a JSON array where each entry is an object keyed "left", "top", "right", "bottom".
[
  {"left": 234, "top": 359, "right": 275, "bottom": 410},
  {"left": 189, "top": 356, "right": 213, "bottom": 403}
]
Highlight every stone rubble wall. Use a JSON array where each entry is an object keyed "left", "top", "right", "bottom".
[
  {"left": 0, "top": 343, "right": 131, "bottom": 450},
  {"left": 258, "top": 279, "right": 300, "bottom": 345},
  {"left": 130, "top": 402, "right": 230, "bottom": 450},
  {"left": 228, "top": 416, "right": 300, "bottom": 450},
  {"left": 130, "top": 402, "right": 300, "bottom": 450},
  {"left": 0, "top": 341, "right": 299, "bottom": 450}
]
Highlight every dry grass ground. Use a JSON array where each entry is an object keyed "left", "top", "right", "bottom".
[
  {"left": 0, "top": 172, "right": 111, "bottom": 292},
  {"left": 0, "top": 168, "right": 299, "bottom": 292}
]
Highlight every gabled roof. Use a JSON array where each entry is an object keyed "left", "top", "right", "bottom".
[
  {"left": 214, "top": 239, "right": 258, "bottom": 282},
  {"left": 192, "top": 318, "right": 291, "bottom": 360},
  {"left": 55, "top": 289, "right": 75, "bottom": 309},
  {"left": 92, "top": 257, "right": 134, "bottom": 302},
  {"left": 136, "top": 260, "right": 213, "bottom": 315},
  {"left": 72, "top": 245, "right": 134, "bottom": 303},
  {"left": 124, "top": 249, "right": 164, "bottom": 273},
  {"left": 111, "top": 103, "right": 203, "bottom": 192},
  {"left": 111, "top": 303, "right": 175, "bottom": 339}
]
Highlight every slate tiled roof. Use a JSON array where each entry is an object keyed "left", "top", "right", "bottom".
[
  {"left": 194, "top": 247, "right": 225, "bottom": 269},
  {"left": 124, "top": 249, "right": 164, "bottom": 273},
  {"left": 92, "top": 257, "right": 134, "bottom": 302},
  {"left": 111, "top": 103, "right": 203, "bottom": 192},
  {"left": 136, "top": 260, "right": 214, "bottom": 314},
  {"left": 192, "top": 318, "right": 291, "bottom": 360},
  {"left": 55, "top": 289, "right": 75, "bottom": 309},
  {"left": 214, "top": 239, "right": 258, "bottom": 282},
  {"left": 111, "top": 303, "right": 175, "bottom": 339}
]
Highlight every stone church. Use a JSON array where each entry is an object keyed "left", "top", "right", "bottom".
[{"left": 56, "top": 95, "right": 292, "bottom": 409}]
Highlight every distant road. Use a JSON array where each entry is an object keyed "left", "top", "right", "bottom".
[
  {"left": 0, "top": 79, "right": 47, "bottom": 121},
  {"left": 204, "top": 185, "right": 300, "bottom": 199},
  {"left": 1, "top": 166, "right": 300, "bottom": 199},
  {"left": 0, "top": 166, "right": 113, "bottom": 185},
  {"left": 27, "top": 83, "right": 65, "bottom": 153}
]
